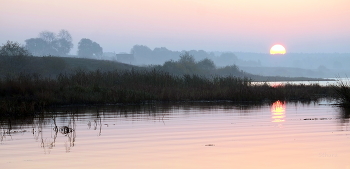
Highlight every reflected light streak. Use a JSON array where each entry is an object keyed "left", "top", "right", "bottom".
[{"left": 271, "top": 100, "right": 286, "bottom": 122}]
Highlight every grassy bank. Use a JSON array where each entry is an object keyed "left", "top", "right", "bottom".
[
  {"left": 0, "top": 54, "right": 143, "bottom": 79},
  {"left": 0, "top": 69, "right": 338, "bottom": 117}
]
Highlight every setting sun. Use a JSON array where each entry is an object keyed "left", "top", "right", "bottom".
[{"left": 270, "top": 44, "right": 286, "bottom": 55}]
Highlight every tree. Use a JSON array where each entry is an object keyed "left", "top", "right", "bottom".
[
  {"left": 197, "top": 58, "right": 215, "bottom": 70},
  {"left": 25, "top": 29, "right": 73, "bottom": 56},
  {"left": 92, "top": 42, "right": 103, "bottom": 57},
  {"left": 56, "top": 29, "right": 73, "bottom": 56},
  {"left": 25, "top": 38, "right": 48, "bottom": 56},
  {"left": 57, "top": 29, "right": 73, "bottom": 42},
  {"left": 159, "top": 52, "right": 199, "bottom": 75},
  {"left": 39, "top": 31, "right": 56, "bottom": 44},
  {"left": 0, "top": 41, "right": 31, "bottom": 57},
  {"left": 130, "top": 45, "right": 152, "bottom": 55},
  {"left": 77, "top": 38, "right": 103, "bottom": 58},
  {"left": 179, "top": 52, "right": 195, "bottom": 64},
  {"left": 219, "top": 52, "right": 238, "bottom": 63}
]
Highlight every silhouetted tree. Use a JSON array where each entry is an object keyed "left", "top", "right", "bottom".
[
  {"left": 56, "top": 30, "right": 73, "bottom": 56},
  {"left": 39, "top": 31, "right": 56, "bottom": 44},
  {"left": 160, "top": 52, "right": 199, "bottom": 75},
  {"left": 77, "top": 38, "right": 103, "bottom": 58},
  {"left": 179, "top": 52, "right": 195, "bottom": 64},
  {"left": 197, "top": 58, "right": 215, "bottom": 70},
  {"left": 0, "top": 41, "right": 31, "bottom": 56},
  {"left": 25, "top": 38, "right": 48, "bottom": 56},
  {"left": 188, "top": 50, "right": 211, "bottom": 61},
  {"left": 131, "top": 45, "right": 175, "bottom": 65},
  {"left": 130, "top": 45, "right": 152, "bottom": 55},
  {"left": 25, "top": 29, "right": 73, "bottom": 56},
  {"left": 37, "top": 31, "right": 59, "bottom": 55},
  {"left": 220, "top": 53, "right": 238, "bottom": 61},
  {"left": 0, "top": 41, "right": 31, "bottom": 73}
]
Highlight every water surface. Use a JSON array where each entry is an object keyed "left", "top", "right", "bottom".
[
  {"left": 253, "top": 77, "right": 349, "bottom": 87},
  {"left": 1, "top": 101, "right": 349, "bottom": 169}
]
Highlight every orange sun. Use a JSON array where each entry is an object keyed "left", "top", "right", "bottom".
[{"left": 270, "top": 44, "right": 286, "bottom": 55}]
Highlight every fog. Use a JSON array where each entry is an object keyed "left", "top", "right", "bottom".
[
  {"left": 1, "top": 0, "right": 350, "bottom": 79},
  {"left": 2, "top": 0, "right": 350, "bottom": 54},
  {"left": 111, "top": 45, "right": 350, "bottom": 78},
  {"left": 2, "top": 30, "right": 350, "bottom": 79}
]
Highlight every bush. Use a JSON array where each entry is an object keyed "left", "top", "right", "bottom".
[{"left": 0, "top": 41, "right": 31, "bottom": 57}]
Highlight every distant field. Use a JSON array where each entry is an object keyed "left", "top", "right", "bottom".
[{"left": 0, "top": 55, "right": 142, "bottom": 78}]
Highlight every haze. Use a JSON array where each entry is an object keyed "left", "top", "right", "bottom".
[{"left": 1, "top": 0, "right": 350, "bottom": 54}]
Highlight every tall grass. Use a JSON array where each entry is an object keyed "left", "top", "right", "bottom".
[
  {"left": 332, "top": 79, "right": 350, "bottom": 107},
  {"left": 0, "top": 69, "right": 337, "bottom": 117}
]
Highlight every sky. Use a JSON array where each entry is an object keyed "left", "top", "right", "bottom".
[{"left": 1, "top": 0, "right": 350, "bottom": 54}]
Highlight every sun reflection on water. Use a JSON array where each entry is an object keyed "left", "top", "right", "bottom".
[{"left": 271, "top": 100, "right": 286, "bottom": 122}]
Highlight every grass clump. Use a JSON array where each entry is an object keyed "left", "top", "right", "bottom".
[{"left": 332, "top": 79, "right": 350, "bottom": 107}]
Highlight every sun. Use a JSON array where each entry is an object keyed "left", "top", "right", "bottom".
[{"left": 270, "top": 44, "right": 286, "bottom": 55}]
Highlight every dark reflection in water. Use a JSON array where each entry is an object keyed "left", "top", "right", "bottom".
[
  {"left": 338, "top": 106, "right": 350, "bottom": 125},
  {"left": 0, "top": 111, "right": 77, "bottom": 153},
  {"left": 0, "top": 102, "right": 263, "bottom": 149}
]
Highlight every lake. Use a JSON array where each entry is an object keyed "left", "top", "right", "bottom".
[
  {"left": 1, "top": 101, "right": 349, "bottom": 169},
  {"left": 253, "top": 78, "right": 349, "bottom": 87}
]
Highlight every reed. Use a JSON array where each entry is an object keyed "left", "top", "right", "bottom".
[
  {"left": 332, "top": 79, "right": 350, "bottom": 107},
  {"left": 0, "top": 69, "right": 338, "bottom": 117}
]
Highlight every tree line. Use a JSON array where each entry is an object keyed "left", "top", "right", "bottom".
[
  {"left": 20, "top": 29, "right": 103, "bottom": 58},
  {"left": 130, "top": 45, "right": 261, "bottom": 67}
]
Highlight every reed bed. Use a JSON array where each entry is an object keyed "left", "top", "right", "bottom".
[{"left": 0, "top": 69, "right": 338, "bottom": 117}]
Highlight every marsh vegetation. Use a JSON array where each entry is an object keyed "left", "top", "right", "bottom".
[{"left": 0, "top": 68, "right": 340, "bottom": 118}]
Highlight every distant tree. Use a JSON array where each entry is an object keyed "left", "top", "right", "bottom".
[
  {"left": 160, "top": 52, "right": 199, "bottom": 75},
  {"left": 57, "top": 29, "right": 73, "bottom": 42},
  {"left": 93, "top": 42, "right": 103, "bottom": 57},
  {"left": 153, "top": 47, "right": 170, "bottom": 55},
  {"left": 216, "top": 65, "right": 242, "bottom": 76},
  {"left": 77, "top": 38, "right": 103, "bottom": 58},
  {"left": 25, "top": 29, "right": 73, "bottom": 56},
  {"left": 188, "top": 50, "right": 211, "bottom": 61},
  {"left": 179, "top": 52, "right": 195, "bottom": 64},
  {"left": 56, "top": 29, "right": 73, "bottom": 56},
  {"left": 218, "top": 53, "right": 238, "bottom": 63},
  {"left": 130, "top": 45, "right": 152, "bottom": 55},
  {"left": 77, "top": 38, "right": 93, "bottom": 57},
  {"left": 197, "top": 58, "right": 215, "bottom": 70},
  {"left": 0, "top": 41, "right": 31, "bottom": 57},
  {"left": 39, "top": 31, "right": 56, "bottom": 44},
  {"left": 25, "top": 38, "right": 48, "bottom": 56}
]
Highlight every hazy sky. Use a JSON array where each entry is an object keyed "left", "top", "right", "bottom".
[{"left": 1, "top": 0, "right": 350, "bottom": 54}]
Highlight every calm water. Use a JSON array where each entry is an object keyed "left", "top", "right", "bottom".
[
  {"left": 1, "top": 101, "right": 349, "bottom": 169},
  {"left": 253, "top": 78, "right": 349, "bottom": 86}
]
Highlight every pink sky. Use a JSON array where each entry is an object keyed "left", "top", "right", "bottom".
[{"left": 1, "top": 0, "right": 350, "bottom": 53}]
